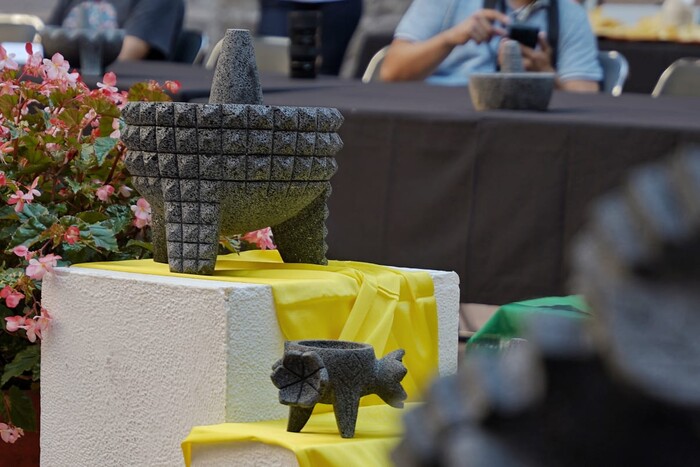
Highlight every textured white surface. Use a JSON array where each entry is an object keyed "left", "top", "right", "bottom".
[
  {"left": 41, "top": 265, "right": 459, "bottom": 467},
  {"left": 192, "top": 442, "right": 299, "bottom": 467}
]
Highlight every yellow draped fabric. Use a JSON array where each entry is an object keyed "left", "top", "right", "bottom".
[
  {"left": 181, "top": 403, "right": 417, "bottom": 467},
  {"left": 75, "top": 250, "right": 439, "bottom": 402}
]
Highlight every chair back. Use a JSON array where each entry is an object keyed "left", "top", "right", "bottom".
[
  {"left": 206, "top": 35, "right": 290, "bottom": 74},
  {"left": 0, "top": 13, "right": 43, "bottom": 42},
  {"left": 652, "top": 58, "right": 700, "bottom": 98},
  {"left": 172, "top": 29, "right": 208, "bottom": 64},
  {"left": 598, "top": 50, "right": 629, "bottom": 96},
  {"left": 361, "top": 46, "right": 389, "bottom": 83}
]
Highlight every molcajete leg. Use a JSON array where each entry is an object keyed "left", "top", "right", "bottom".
[
  {"left": 287, "top": 406, "right": 315, "bottom": 433},
  {"left": 332, "top": 389, "right": 361, "bottom": 438},
  {"left": 151, "top": 209, "right": 168, "bottom": 264},
  {"left": 163, "top": 200, "right": 221, "bottom": 275},
  {"left": 272, "top": 184, "right": 331, "bottom": 265}
]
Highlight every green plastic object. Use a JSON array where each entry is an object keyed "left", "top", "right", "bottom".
[{"left": 468, "top": 295, "right": 590, "bottom": 348}]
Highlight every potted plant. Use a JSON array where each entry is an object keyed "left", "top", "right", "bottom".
[{"left": 0, "top": 44, "right": 275, "bottom": 458}]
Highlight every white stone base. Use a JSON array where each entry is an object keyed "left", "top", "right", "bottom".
[{"left": 41, "top": 266, "right": 459, "bottom": 467}]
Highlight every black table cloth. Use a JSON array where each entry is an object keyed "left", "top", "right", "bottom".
[{"left": 263, "top": 82, "right": 700, "bottom": 304}]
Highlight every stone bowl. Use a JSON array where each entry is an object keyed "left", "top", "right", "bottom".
[
  {"left": 468, "top": 72, "right": 556, "bottom": 111},
  {"left": 121, "top": 101, "right": 343, "bottom": 274},
  {"left": 40, "top": 26, "right": 124, "bottom": 74}
]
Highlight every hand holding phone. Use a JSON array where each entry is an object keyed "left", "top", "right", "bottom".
[{"left": 507, "top": 24, "right": 540, "bottom": 49}]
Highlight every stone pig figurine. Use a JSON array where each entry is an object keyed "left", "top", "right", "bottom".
[
  {"left": 121, "top": 29, "right": 343, "bottom": 275},
  {"left": 271, "top": 340, "right": 408, "bottom": 438}
]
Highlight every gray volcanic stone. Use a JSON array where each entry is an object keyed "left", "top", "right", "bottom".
[
  {"left": 271, "top": 340, "right": 408, "bottom": 438},
  {"left": 209, "top": 29, "right": 263, "bottom": 105},
  {"left": 468, "top": 39, "right": 554, "bottom": 111},
  {"left": 122, "top": 29, "right": 344, "bottom": 275}
]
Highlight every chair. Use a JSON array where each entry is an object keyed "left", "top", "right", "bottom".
[
  {"left": 598, "top": 50, "right": 629, "bottom": 96},
  {"left": 0, "top": 13, "right": 44, "bottom": 42},
  {"left": 361, "top": 46, "right": 389, "bottom": 83},
  {"left": 205, "top": 35, "right": 290, "bottom": 74},
  {"left": 172, "top": 29, "right": 208, "bottom": 64},
  {"left": 652, "top": 58, "right": 700, "bottom": 98}
]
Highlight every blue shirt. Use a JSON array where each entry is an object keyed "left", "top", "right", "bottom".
[{"left": 394, "top": 0, "right": 602, "bottom": 85}]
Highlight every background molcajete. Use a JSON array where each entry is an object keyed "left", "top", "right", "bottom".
[
  {"left": 271, "top": 340, "right": 408, "bottom": 438},
  {"left": 122, "top": 29, "right": 344, "bottom": 274}
]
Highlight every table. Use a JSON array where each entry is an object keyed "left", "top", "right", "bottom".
[
  {"left": 262, "top": 82, "right": 700, "bottom": 304},
  {"left": 96, "top": 61, "right": 357, "bottom": 102},
  {"left": 353, "top": 31, "right": 700, "bottom": 94}
]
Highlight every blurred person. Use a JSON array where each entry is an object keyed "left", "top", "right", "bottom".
[
  {"left": 380, "top": 0, "right": 602, "bottom": 92},
  {"left": 258, "top": 0, "right": 362, "bottom": 75},
  {"left": 47, "top": 0, "right": 185, "bottom": 61}
]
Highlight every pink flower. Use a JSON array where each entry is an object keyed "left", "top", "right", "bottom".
[
  {"left": 33, "top": 308, "right": 52, "bottom": 340},
  {"left": 130, "top": 198, "right": 151, "bottom": 228},
  {"left": 242, "top": 227, "right": 276, "bottom": 250},
  {"left": 0, "top": 286, "right": 24, "bottom": 308},
  {"left": 0, "top": 45, "right": 18, "bottom": 71},
  {"left": 96, "top": 184, "right": 115, "bottom": 202},
  {"left": 0, "top": 423, "right": 24, "bottom": 444},
  {"left": 97, "top": 71, "right": 118, "bottom": 93},
  {"left": 118, "top": 185, "right": 133, "bottom": 198},
  {"left": 164, "top": 80, "right": 181, "bottom": 94},
  {"left": 42, "top": 53, "right": 78, "bottom": 90},
  {"left": 8, "top": 190, "right": 27, "bottom": 212},
  {"left": 25, "top": 253, "right": 61, "bottom": 280},
  {"left": 26, "top": 177, "right": 41, "bottom": 200},
  {"left": 45, "top": 142, "right": 60, "bottom": 152},
  {"left": 0, "top": 171, "right": 6, "bottom": 186},
  {"left": 4, "top": 316, "right": 25, "bottom": 332},
  {"left": 12, "top": 245, "right": 29, "bottom": 258},
  {"left": 64, "top": 225, "right": 80, "bottom": 245},
  {"left": 110, "top": 118, "right": 120, "bottom": 138},
  {"left": 23, "top": 42, "right": 44, "bottom": 76}
]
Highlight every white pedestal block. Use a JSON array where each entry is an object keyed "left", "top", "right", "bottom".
[{"left": 41, "top": 266, "right": 459, "bottom": 467}]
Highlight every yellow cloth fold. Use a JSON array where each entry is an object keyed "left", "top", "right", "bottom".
[
  {"left": 75, "top": 250, "right": 438, "bottom": 400},
  {"left": 181, "top": 403, "right": 416, "bottom": 467}
]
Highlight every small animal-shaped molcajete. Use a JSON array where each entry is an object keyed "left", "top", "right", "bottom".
[
  {"left": 271, "top": 340, "right": 408, "bottom": 438},
  {"left": 121, "top": 29, "right": 343, "bottom": 275}
]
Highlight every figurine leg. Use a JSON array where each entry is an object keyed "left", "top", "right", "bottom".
[
  {"left": 287, "top": 406, "right": 315, "bottom": 433},
  {"left": 151, "top": 209, "right": 168, "bottom": 264},
  {"left": 333, "top": 392, "right": 361, "bottom": 438},
  {"left": 272, "top": 185, "right": 330, "bottom": 265},
  {"left": 163, "top": 200, "right": 220, "bottom": 275}
]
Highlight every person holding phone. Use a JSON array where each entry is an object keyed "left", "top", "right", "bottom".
[{"left": 380, "top": 0, "right": 601, "bottom": 92}]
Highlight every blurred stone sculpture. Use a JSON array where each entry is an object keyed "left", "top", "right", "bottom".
[
  {"left": 271, "top": 340, "right": 407, "bottom": 438},
  {"left": 468, "top": 40, "right": 555, "bottom": 111},
  {"left": 122, "top": 29, "right": 343, "bottom": 274},
  {"left": 41, "top": 26, "right": 124, "bottom": 75},
  {"left": 393, "top": 146, "right": 700, "bottom": 466}
]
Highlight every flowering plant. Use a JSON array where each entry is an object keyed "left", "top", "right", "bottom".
[{"left": 0, "top": 44, "right": 276, "bottom": 444}]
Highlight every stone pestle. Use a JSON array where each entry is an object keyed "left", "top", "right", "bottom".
[
  {"left": 209, "top": 29, "right": 264, "bottom": 105},
  {"left": 500, "top": 39, "right": 524, "bottom": 73}
]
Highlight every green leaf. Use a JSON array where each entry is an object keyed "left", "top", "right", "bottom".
[
  {"left": 125, "top": 239, "right": 153, "bottom": 252},
  {"left": 88, "top": 222, "right": 118, "bottom": 252},
  {"left": 0, "top": 205, "right": 18, "bottom": 221},
  {"left": 1, "top": 346, "right": 40, "bottom": 387},
  {"left": 76, "top": 211, "right": 109, "bottom": 224},
  {"left": 17, "top": 203, "right": 51, "bottom": 223},
  {"left": 6, "top": 386, "right": 37, "bottom": 432},
  {"left": 94, "top": 137, "right": 118, "bottom": 166},
  {"left": 10, "top": 216, "right": 49, "bottom": 249},
  {"left": 65, "top": 178, "right": 82, "bottom": 195},
  {"left": 105, "top": 204, "right": 132, "bottom": 234}
]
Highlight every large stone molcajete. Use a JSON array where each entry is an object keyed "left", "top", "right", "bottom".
[
  {"left": 121, "top": 29, "right": 343, "bottom": 275},
  {"left": 271, "top": 340, "right": 408, "bottom": 438}
]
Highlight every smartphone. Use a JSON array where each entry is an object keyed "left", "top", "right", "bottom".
[{"left": 507, "top": 24, "right": 540, "bottom": 49}]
